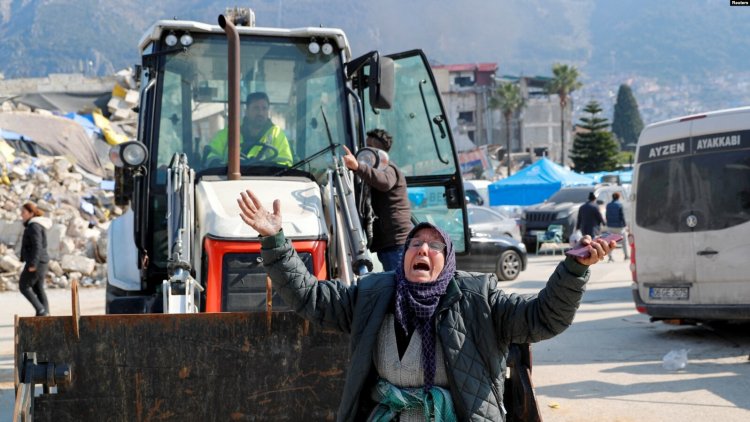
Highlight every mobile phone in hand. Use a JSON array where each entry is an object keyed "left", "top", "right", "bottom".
[{"left": 565, "top": 233, "right": 623, "bottom": 259}]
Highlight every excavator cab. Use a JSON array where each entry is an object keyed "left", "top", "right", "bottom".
[
  {"left": 104, "top": 14, "right": 469, "bottom": 314},
  {"left": 16, "top": 9, "right": 473, "bottom": 420}
]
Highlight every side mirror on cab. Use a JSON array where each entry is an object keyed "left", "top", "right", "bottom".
[
  {"left": 346, "top": 51, "right": 394, "bottom": 110},
  {"left": 368, "top": 55, "right": 393, "bottom": 109}
]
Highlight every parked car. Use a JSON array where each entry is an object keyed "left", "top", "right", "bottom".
[
  {"left": 521, "top": 183, "right": 630, "bottom": 252},
  {"left": 467, "top": 204, "right": 521, "bottom": 241},
  {"left": 465, "top": 189, "right": 485, "bottom": 205},
  {"left": 463, "top": 180, "right": 491, "bottom": 206},
  {"left": 459, "top": 234, "right": 527, "bottom": 281},
  {"left": 412, "top": 207, "right": 528, "bottom": 281}
]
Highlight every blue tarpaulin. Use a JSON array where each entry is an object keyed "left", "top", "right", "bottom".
[
  {"left": 0, "top": 112, "right": 104, "bottom": 175},
  {"left": 488, "top": 157, "right": 594, "bottom": 206},
  {"left": 0, "top": 128, "right": 30, "bottom": 142},
  {"left": 63, "top": 112, "right": 102, "bottom": 138},
  {"left": 0, "top": 128, "right": 43, "bottom": 156}
]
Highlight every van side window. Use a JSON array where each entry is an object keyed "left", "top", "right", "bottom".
[
  {"left": 636, "top": 149, "right": 750, "bottom": 232},
  {"left": 691, "top": 150, "right": 750, "bottom": 229}
]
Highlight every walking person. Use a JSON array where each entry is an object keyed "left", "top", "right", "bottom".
[
  {"left": 576, "top": 191, "right": 605, "bottom": 238},
  {"left": 19, "top": 202, "right": 52, "bottom": 316},
  {"left": 342, "top": 129, "right": 412, "bottom": 271},
  {"left": 236, "top": 188, "right": 614, "bottom": 421},
  {"left": 605, "top": 192, "right": 629, "bottom": 262}
]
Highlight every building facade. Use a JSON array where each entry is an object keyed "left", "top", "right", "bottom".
[
  {"left": 432, "top": 63, "right": 498, "bottom": 148},
  {"left": 432, "top": 63, "right": 574, "bottom": 170},
  {"left": 511, "top": 75, "right": 573, "bottom": 165}
]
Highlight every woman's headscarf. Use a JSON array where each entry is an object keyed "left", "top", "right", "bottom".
[{"left": 394, "top": 222, "right": 456, "bottom": 391}]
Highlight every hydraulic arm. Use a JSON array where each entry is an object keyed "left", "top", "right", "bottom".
[{"left": 162, "top": 153, "right": 203, "bottom": 313}]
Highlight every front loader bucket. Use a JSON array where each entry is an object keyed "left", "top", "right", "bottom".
[{"left": 15, "top": 311, "right": 349, "bottom": 421}]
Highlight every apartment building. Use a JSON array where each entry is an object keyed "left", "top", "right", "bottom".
[
  {"left": 432, "top": 63, "right": 498, "bottom": 148},
  {"left": 507, "top": 75, "right": 572, "bottom": 164},
  {"left": 433, "top": 63, "right": 572, "bottom": 169}
]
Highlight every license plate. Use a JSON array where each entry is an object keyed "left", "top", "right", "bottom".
[
  {"left": 529, "top": 230, "right": 544, "bottom": 236},
  {"left": 649, "top": 287, "right": 689, "bottom": 300}
]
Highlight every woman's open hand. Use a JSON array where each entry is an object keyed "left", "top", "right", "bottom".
[{"left": 237, "top": 189, "right": 282, "bottom": 237}]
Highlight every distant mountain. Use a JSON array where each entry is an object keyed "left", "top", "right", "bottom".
[
  {"left": 0, "top": 0, "right": 366, "bottom": 78},
  {"left": 587, "top": 0, "right": 750, "bottom": 80},
  {"left": 1, "top": 1, "right": 748, "bottom": 89},
  {"left": 0, "top": 0, "right": 750, "bottom": 121}
]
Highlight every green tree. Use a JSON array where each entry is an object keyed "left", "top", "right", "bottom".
[
  {"left": 489, "top": 81, "right": 525, "bottom": 176},
  {"left": 611, "top": 84, "right": 644, "bottom": 149},
  {"left": 546, "top": 63, "right": 582, "bottom": 166},
  {"left": 570, "top": 100, "right": 620, "bottom": 173}
]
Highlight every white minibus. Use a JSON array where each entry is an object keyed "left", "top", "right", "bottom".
[{"left": 631, "top": 106, "right": 750, "bottom": 323}]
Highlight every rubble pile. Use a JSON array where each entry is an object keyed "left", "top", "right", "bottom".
[
  {"left": 107, "top": 69, "right": 139, "bottom": 124},
  {"left": 0, "top": 68, "right": 143, "bottom": 293},
  {"left": 0, "top": 153, "right": 123, "bottom": 291}
]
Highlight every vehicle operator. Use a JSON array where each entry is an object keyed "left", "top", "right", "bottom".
[{"left": 206, "top": 91, "right": 293, "bottom": 166}]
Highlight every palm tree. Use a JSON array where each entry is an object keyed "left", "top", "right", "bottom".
[
  {"left": 489, "top": 82, "right": 525, "bottom": 177},
  {"left": 547, "top": 64, "right": 582, "bottom": 166}
]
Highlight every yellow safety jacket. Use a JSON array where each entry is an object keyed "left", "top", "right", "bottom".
[{"left": 206, "top": 124, "right": 293, "bottom": 166}]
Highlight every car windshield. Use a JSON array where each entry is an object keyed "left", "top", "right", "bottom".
[
  {"left": 151, "top": 33, "right": 348, "bottom": 184},
  {"left": 468, "top": 207, "right": 503, "bottom": 224}
]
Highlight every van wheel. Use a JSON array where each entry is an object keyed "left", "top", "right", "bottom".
[{"left": 496, "top": 250, "right": 522, "bottom": 281}]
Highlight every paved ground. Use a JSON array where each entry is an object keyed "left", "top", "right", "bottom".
[
  {"left": 3, "top": 248, "right": 750, "bottom": 421},
  {"left": 513, "top": 249, "right": 750, "bottom": 422}
]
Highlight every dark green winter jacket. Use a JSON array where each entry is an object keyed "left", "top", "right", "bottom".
[{"left": 260, "top": 230, "right": 590, "bottom": 421}]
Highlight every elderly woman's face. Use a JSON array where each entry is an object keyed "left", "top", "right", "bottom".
[{"left": 403, "top": 227, "right": 446, "bottom": 283}]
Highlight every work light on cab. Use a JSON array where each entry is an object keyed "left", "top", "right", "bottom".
[{"left": 109, "top": 141, "right": 148, "bottom": 168}]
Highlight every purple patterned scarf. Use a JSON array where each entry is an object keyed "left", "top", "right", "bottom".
[{"left": 394, "top": 222, "right": 456, "bottom": 391}]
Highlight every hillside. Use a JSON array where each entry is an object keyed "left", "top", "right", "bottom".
[
  {"left": 1, "top": 0, "right": 748, "bottom": 82},
  {"left": 1, "top": 0, "right": 749, "bottom": 124}
]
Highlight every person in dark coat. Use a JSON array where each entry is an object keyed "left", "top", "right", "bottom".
[
  {"left": 19, "top": 202, "right": 52, "bottom": 316},
  {"left": 576, "top": 191, "right": 605, "bottom": 237},
  {"left": 236, "top": 188, "right": 615, "bottom": 421},
  {"left": 342, "top": 129, "right": 412, "bottom": 271},
  {"left": 604, "top": 192, "right": 629, "bottom": 262}
]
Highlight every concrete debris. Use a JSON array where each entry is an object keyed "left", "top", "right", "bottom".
[
  {"left": 0, "top": 151, "right": 124, "bottom": 292},
  {"left": 108, "top": 81, "right": 139, "bottom": 122},
  {"left": 0, "top": 251, "right": 23, "bottom": 273},
  {"left": 15, "top": 103, "right": 32, "bottom": 112},
  {"left": 0, "top": 68, "right": 141, "bottom": 294},
  {"left": 115, "top": 68, "right": 138, "bottom": 91},
  {"left": 60, "top": 254, "right": 96, "bottom": 277},
  {"left": 104, "top": 68, "right": 140, "bottom": 123}
]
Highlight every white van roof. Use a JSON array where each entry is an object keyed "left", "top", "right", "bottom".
[
  {"left": 637, "top": 106, "right": 750, "bottom": 154},
  {"left": 463, "top": 180, "right": 492, "bottom": 190},
  {"left": 645, "top": 106, "right": 750, "bottom": 131}
]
